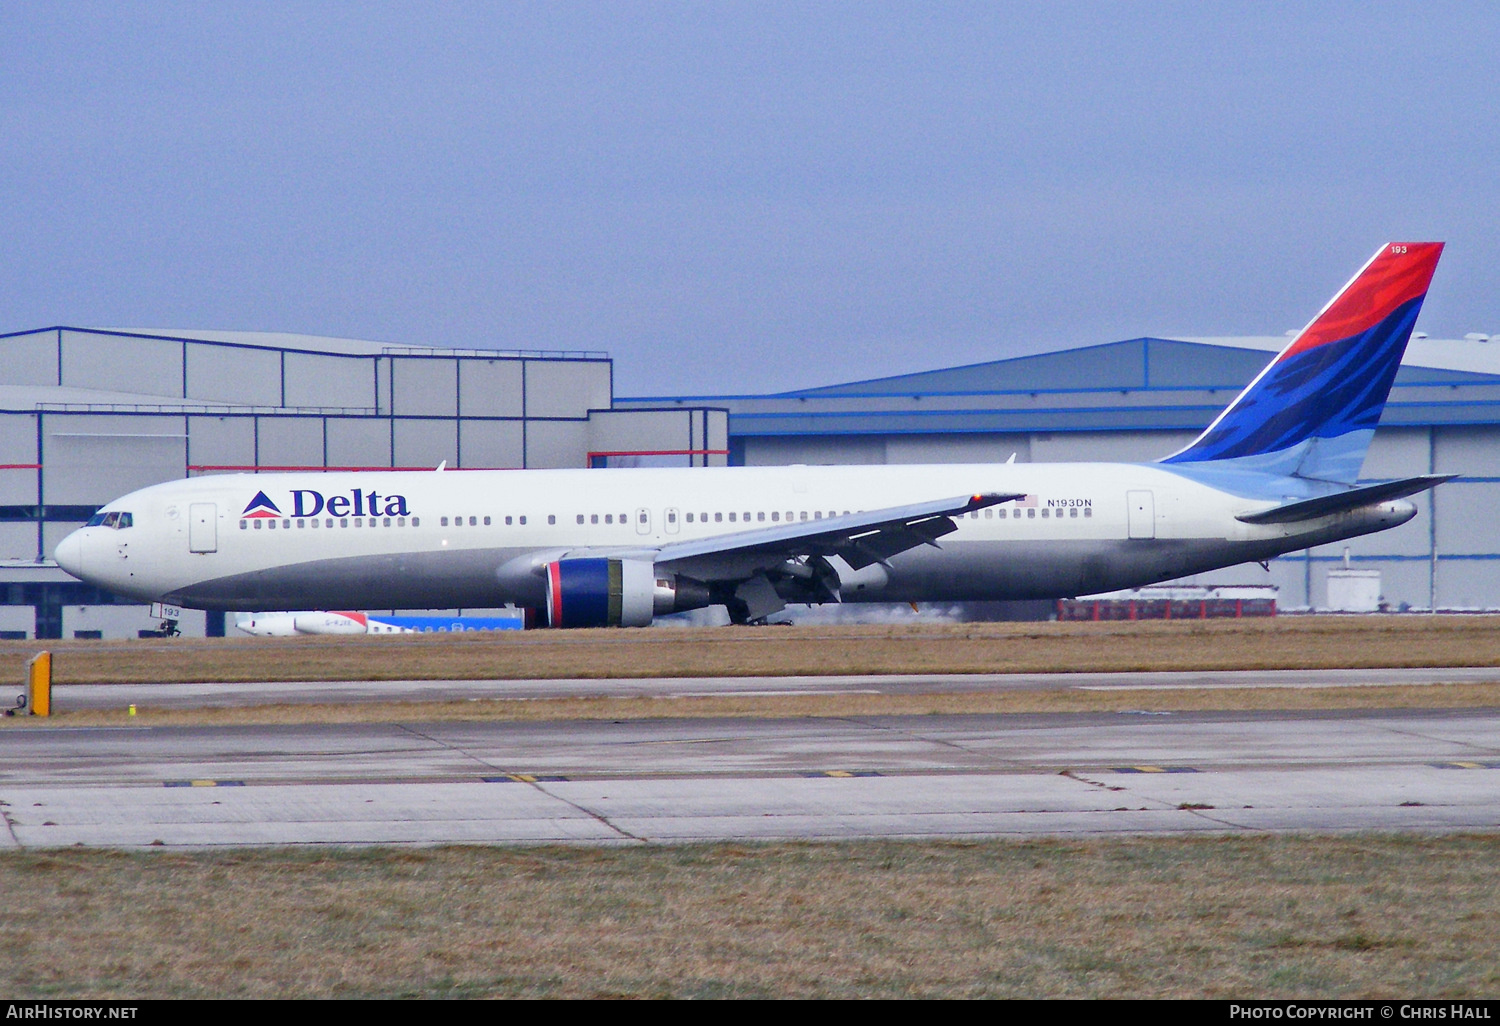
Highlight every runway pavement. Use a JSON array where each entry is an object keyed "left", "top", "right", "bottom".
[{"left": 2, "top": 701, "right": 1497, "bottom": 848}]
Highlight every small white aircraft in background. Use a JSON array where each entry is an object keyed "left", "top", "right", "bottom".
[
  {"left": 235, "top": 610, "right": 526, "bottom": 636},
  {"left": 57, "top": 243, "right": 1452, "bottom": 627}
]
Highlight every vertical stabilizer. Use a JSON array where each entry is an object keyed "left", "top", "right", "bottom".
[{"left": 1161, "top": 242, "right": 1443, "bottom": 484}]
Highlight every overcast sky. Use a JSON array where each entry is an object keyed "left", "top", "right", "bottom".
[{"left": 3, "top": 2, "right": 1497, "bottom": 396}]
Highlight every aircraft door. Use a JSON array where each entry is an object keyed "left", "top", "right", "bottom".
[
  {"left": 635, "top": 507, "right": 651, "bottom": 535},
  {"left": 1127, "top": 490, "right": 1155, "bottom": 540},
  {"left": 189, "top": 503, "right": 218, "bottom": 553},
  {"left": 664, "top": 507, "right": 680, "bottom": 535}
]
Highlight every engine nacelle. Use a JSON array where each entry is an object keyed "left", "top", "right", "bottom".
[
  {"left": 544, "top": 558, "right": 656, "bottom": 628},
  {"left": 542, "top": 559, "right": 715, "bottom": 627}
]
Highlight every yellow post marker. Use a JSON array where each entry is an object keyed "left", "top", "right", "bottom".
[{"left": 27, "top": 651, "right": 51, "bottom": 717}]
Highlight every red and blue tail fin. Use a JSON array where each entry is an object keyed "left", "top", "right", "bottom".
[{"left": 1161, "top": 242, "right": 1443, "bottom": 484}]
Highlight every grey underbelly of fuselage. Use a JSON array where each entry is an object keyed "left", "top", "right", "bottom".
[
  {"left": 168, "top": 546, "right": 539, "bottom": 611},
  {"left": 165, "top": 534, "right": 1309, "bottom": 612},
  {"left": 849, "top": 536, "right": 1286, "bottom": 602}
]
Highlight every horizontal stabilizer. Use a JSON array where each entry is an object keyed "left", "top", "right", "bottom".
[{"left": 1235, "top": 475, "right": 1454, "bottom": 525}]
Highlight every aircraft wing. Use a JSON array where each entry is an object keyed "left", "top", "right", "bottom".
[
  {"left": 649, "top": 491, "right": 1021, "bottom": 581},
  {"left": 1235, "top": 475, "right": 1455, "bottom": 525}
]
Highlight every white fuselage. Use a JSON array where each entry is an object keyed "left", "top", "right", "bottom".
[{"left": 53, "top": 463, "right": 1415, "bottom": 615}]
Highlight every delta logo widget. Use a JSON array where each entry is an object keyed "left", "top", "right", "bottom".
[
  {"left": 242, "top": 488, "right": 412, "bottom": 520},
  {"left": 242, "top": 491, "right": 282, "bottom": 519}
]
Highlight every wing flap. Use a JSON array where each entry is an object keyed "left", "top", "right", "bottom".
[{"left": 836, "top": 516, "right": 957, "bottom": 570}]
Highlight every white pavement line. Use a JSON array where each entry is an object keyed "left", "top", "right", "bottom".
[
  {"left": 669, "top": 689, "right": 883, "bottom": 698},
  {"left": 1074, "top": 681, "right": 1430, "bottom": 691}
]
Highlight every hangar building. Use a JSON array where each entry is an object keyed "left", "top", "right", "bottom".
[
  {"left": 4, "top": 324, "right": 1497, "bottom": 637},
  {"left": 619, "top": 334, "right": 1500, "bottom": 613},
  {"left": 0, "top": 327, "right": 727, "bottom": 638}
]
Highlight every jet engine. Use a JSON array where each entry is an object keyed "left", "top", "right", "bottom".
[{"left": 543, "top": 558, "right": 711, "bottom": 628}]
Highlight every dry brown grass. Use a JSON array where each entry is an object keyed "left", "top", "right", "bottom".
[
  {"left": 5, "top": 619, "right": 1498, "bottom": 998},
  {"left": 3, "top": 835, "right": 1497, "bottom": 999},
  {"left": 10, "top": 615, "right": 1500, "bottom": 687}
]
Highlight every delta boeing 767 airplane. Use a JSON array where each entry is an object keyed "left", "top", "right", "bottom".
[{"left": 55, "top": 243, "right": 1452, "bottom": 627}]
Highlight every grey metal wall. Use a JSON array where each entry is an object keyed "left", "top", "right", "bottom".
[{"left": 0, "top": 328, "right": 726, "bottom": 637}]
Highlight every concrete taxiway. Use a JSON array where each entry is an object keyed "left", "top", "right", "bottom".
[
  {"left": 44, "top": 665, "right": 1500, "bottom": 710},
  {"left": 2, "top": 704, "right": 1497, "bottom": 848}
]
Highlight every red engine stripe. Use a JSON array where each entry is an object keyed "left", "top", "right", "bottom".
[{"left": 547, "top": 562, "right": 563, "bottom": 628}]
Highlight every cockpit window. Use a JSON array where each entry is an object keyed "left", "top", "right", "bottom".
[{"left": 91, "top": 511, "right": 133, "bottom": 529}]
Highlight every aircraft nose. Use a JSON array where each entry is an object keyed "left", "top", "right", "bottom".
[{"left": 54, "top": 530, "right": 85, "bottom": 578}]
